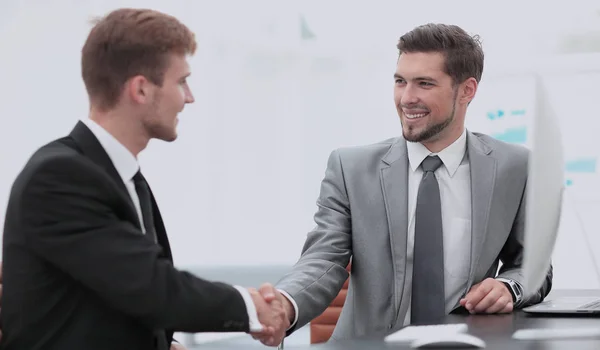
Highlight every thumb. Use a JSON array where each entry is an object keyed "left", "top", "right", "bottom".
[{"left": 258, "top": 283, "right": 277, "bottom": 302}]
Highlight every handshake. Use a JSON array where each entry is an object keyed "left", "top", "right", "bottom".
[{"left": 247, "top": 284, "right": 294, "bottom": 347}]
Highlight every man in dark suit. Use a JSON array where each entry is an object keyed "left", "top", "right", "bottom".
[{"left": 0, "top": 8, "right": 287, "bottom": 350}]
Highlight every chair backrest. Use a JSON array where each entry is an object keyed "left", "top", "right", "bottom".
[{"left": 309, "top": 264, "right": 351, "bottom": 344}]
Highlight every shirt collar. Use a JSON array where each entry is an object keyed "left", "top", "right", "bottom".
[
  {"left": 80, "top": 118, "right": 139, "bottom": 183},
  {"left": 406, "top": 129, "right": 467, "bottom": 177}
]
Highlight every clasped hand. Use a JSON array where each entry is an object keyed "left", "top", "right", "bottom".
[{"left": 248, "top": 284, "right": 291, "bottom": 347}]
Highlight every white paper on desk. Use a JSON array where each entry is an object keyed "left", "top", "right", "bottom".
[
  {"left": 513, "top": 328, "right": 600, "bottom": 340},
  {"left": 385, "top": 324, "right": 468, "bottom": 343}
]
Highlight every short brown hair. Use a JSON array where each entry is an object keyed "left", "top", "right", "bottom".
[
  {"left": 397, "top": 23, "right": 484, "bottom": 85},
  {"left": 81, "top": 8, "right": 197, "bottom": 110}
]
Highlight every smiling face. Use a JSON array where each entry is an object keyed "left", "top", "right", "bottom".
[
  {"left": 394, "top": 51, "right": 469, "bottom": 151},
  {"left": 394, "top": 52, "right": 462, "bottom": 143}
]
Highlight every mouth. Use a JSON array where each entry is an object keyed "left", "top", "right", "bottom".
[{"left": 403, "top": 111, "right": 429, "bottom": 120}]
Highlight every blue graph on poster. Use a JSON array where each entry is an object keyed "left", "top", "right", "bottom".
[
  {"left": 487, "top": 109, "right": 597, "bottom": 187},
  {"left": 492, "top": 127, "right": 527, "bottom": 144},
  {"left": 487, "top": 109, "right": 527, "bottom": 121}
]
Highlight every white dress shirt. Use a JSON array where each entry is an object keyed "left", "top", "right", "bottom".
[
  {"left": 401, "top": 129, "right": 472, "bottom": 325},
  {"left": 80, "top": 118, "right": 263, "bottom": 333}
]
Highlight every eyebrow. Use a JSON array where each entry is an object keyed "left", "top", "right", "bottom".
[{"left": 394, "top": 73, "right": 438, "bottom": 83}]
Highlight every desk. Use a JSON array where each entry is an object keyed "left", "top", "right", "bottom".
[{"left": 189, "top": 290, "right": 600, "bottom": 349}]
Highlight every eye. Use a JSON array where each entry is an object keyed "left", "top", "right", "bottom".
[
  {"left": 395, "top": 78, "right": 405, "bottom": 84},
  {"left": 419, "top": 81, "right": 434, "bottom": 87}
]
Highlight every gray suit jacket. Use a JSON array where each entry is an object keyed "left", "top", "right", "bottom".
[{"left": 276, "top": 131, "right": 553, "bottom": 340}]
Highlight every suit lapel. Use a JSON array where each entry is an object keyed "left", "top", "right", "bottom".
[
  {"left": 466, "top": 132, "right": 496, "bottom": 286},
  {"left": 68, "top": 121, "right": 141, "bottom": 229},
  {"left": 380, "top": 139, "right": 409, "bottom": 321}
]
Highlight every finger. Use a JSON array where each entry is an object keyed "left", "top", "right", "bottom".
[
  {"left": 460, "top": 283, "right": 481, "bottom": 307},
  {"left": 500, "top": 300, "right": 514, "bottom": 313},
  {"left": 250, "top": 330, "right": 270, "bottom": 338},
  {"left": 258, "top": 283, "right": 277, "bottom": 301},
  {"left": 250, "top": 331, "right": 272, "bottom": 340},
  {"left": 485, "top": 295, "right": 512, "bottom": 314},
  {"left": 252, "top": 333, "right": 276, "bottom": 346},
  {"left": 264, "top": 325, "right": 275, "bottom": 335},
  {"left": 464, "top": 281, "right": 494, "bottom": 310},
  {"left": 253, "top": 324, "right": 274, "bottom": 336},
  {"left": 251, "top": 333, "right": 270, "bottom": 342},
  {"left": 265, "top": 336, "right": 277, "bottom": 346},
  {"left": 472, "top": 288, "right": 502, "bottom": 313}
]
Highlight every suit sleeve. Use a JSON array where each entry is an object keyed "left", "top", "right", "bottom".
[
  {"left": 275, "top": 150, "right": 352, "bottom": 334},
  {"left": 496, "top": 178, "right": 553, "bottom": 307},
  {"left": 18, "top": 155, "right": 251, "bottom": 333}
]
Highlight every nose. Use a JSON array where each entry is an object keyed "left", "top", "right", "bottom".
[
  {"left": 400, "top": 84, "right": 419, "bottom": 106},
  {"left": 185, "top": 88, "right": 195, "bottom": 104}
]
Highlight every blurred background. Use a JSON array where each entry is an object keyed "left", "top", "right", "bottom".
[{"left": 1, "top": 0, "right": 600, "bottom": 346}]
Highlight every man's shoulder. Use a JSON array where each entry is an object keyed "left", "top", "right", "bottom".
[
  {"left": 14, "top": 137, "right": 92, "bottom": 188},
  {"left": 28, "top": 137, "right": 82, "bottom": 167},
  {"left": 333, "top": 137, "right": 402, "bottom": 161},
  {"left": 470, "top": 132, "right": 529, "bottom": 160}
]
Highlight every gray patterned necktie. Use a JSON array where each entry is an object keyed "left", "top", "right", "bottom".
[{"left": 411, "top": 155, "right": 445, "bottom": 325}]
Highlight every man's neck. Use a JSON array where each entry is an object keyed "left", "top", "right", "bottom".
[
  {"left": 421, "top": 125, "right": 465, "bottom": 153},
  {"left": 89, "top": 110, "right": 149, "bottom": 157}
]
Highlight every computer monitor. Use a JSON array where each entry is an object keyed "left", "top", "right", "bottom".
[{"left": 521, "top": 74, "right": 565, "bottom": 298}]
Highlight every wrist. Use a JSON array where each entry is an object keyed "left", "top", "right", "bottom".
[
  {"left": 281, "top": 295, "right": 295, "bottom": 324},
  {"left": 496, "top": 278, "right": 523, "bottom": 305}
]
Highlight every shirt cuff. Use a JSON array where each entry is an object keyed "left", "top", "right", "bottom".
[
  {"left": 277, "top": 289, "right": 299, "bottom": 330},
  {"left": 233, "top": 285, "right": 264, "bottom": 333}
]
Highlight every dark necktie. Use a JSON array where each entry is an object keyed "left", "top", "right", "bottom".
[
  {"left": 133, "top": 170, "right": 157, "bottom": 243},
  {"left": 133, "top": 171, "right": 166, "bottom": 349},
  {"left": 411, "top": 155, "right": 445, "bottom": 325}
]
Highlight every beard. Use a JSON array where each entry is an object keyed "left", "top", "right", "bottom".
[
  {"left": 145, "top": 119, "right": 177, "bottom": 142},
  {"left": 402, "top": 90, "right": 458, "bottom": 143},
  {"left": 142, "top": 93, "right": 178, "bottom": 142},
  {"left": 403, "top": 110, "right": 454, "bottom": 143}
]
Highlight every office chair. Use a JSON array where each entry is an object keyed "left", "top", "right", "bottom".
[{"left": 309, "top": 263, "right": 351, "bottom": 344}]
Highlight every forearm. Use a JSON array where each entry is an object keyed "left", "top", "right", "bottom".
[
  {"left": 276, "top": 261, "right": 349, "bottom": 332},
  {"left": 22, "top": 159, "right": 251, "bottom": 332}
]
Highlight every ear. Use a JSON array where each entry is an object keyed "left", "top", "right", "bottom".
[
  {"left": 459, "top": 77, "right": 478, "bottom": 105},
  {"left": 125, "top": 75, "right": 152, "bottom": 105}
]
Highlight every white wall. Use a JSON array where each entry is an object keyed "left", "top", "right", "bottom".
[{"left": 1, "top": 1, "right": 599, "bottom": 289}]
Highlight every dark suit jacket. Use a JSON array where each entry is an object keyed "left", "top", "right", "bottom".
[{"left": 1, "top": 122, "right": 250, "bottom": 350}]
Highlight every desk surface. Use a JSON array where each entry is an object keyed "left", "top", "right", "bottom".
[{"left": 190, "top": 289, "right": 600, "bottom": 349}]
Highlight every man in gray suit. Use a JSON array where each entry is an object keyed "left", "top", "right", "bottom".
[{"left": 255, "top": 23, "right": 552, "bottom": 345}]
